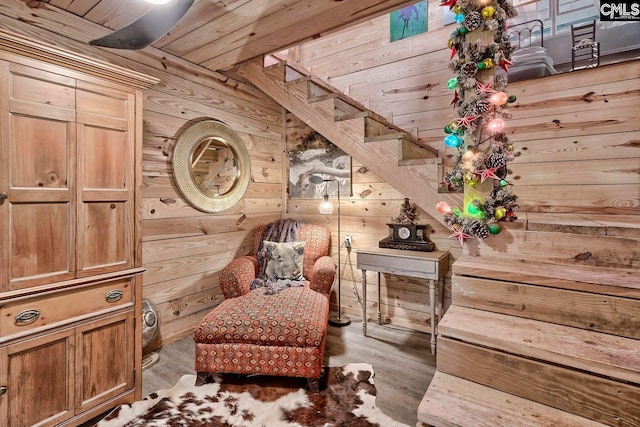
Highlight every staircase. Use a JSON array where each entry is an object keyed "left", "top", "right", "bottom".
[
  {"left": 418, "top": 255, "right": 640, "bottom": 427},
  {"left": 235, "top": 55, "right": 461, "bottom": 223},
  {"left": 236, "top": 55, "right": 640, "bottom": 426}
]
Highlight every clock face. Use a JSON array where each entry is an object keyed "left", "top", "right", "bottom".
[{"left": 397, "top": 226, "right": 411, "bottom": 240}]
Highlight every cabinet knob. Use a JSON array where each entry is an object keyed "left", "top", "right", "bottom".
[
  {"left": 0, "top": 192, "right": 7, "bottom": 200},
  {"left": 0, "top": 386, "right": 6, "bottom": 396}
]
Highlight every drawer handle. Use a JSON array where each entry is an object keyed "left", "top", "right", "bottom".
[
  {"left": 15, "top": 309, "right": 40, "bottom": 326},
  {"left": 105, "top": 289, "right": 123, "bottom": 303}
]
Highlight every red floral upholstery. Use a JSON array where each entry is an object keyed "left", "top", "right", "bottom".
[{"left": 194, "top": 223, "right": 335, "bottom": 382}]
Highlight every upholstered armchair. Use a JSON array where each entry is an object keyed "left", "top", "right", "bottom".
[{"left": 193, "top": 222, "right": 335, "bottom": 392}]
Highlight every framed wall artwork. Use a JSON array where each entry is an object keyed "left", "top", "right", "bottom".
[
  {"left": 390, "top": 0, "right": 428, "bottom": 42},
  {"left": 288, "top": 131, "right": 351, "bottom": 199}
]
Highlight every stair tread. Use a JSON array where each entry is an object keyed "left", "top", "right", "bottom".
[
  {"left": 418, "top": 371, "right": 610, "bottom": 427},
  {"left": 440, "top": 305, "right": 640, "bottom": 384},
  {"left": 453, "top": 256, "right": 640, "bottom": 293}
]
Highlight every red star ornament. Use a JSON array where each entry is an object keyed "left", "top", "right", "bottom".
[
  {"left": 456, "top": 115, "right": 478, "bottom": 128},
  {"left": 440, "top": 0, "right": 457, "bottom": 10},
  {"left": 476, "top": 80, "right": 496, "bottom": 95},
  {"left": 450, "top": 90, "right": 460, "bottom": 108},
  {"left": 477, "top": 167, "right": 500, "bottom": 183},
  {"left": 499, "top": 59, "right": 513, "bottom": 73},
  {"left": 450, "top": 45, "right": 457, "bottom": 60},
  {"left": 448, "top": 226, "right": 471, "bottom": 247}
]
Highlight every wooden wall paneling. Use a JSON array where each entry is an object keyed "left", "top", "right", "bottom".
[
  {"left": 469, "top": 228, "right": 640, "bottom": 269},
  {"left": 142, "top": 213, "right": 280, "bottom": 242},
  {"left": 297, "top": 12, "right": 451, "bottom": 81},
  {"left": 0, "top": 6, "right": 287, "bottom": 345},
  {"left": 510, "top": 131, "right": 639, "bottom": 163},
  {"left": 286, "top": 117, "right": 456, "bottom": 327}
]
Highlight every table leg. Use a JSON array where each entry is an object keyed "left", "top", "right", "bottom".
[
  {"left": 429, "top": 279, "right": 436, "bottom": 355},
  {"left": 438, "top": 277, "right": 445, "bottom": 323},
  {"left": 377, "top": 271, "right": 382, "bottom": 325},
  {"left": 361, "top": 269, "right": 367, "bottom": 336}
]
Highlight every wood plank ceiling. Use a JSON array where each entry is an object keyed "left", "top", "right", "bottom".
[{"left": 38, "top": 0, "right": 418, "bottom": 71}]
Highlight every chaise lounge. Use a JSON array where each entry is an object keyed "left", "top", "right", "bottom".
[{"left": 193, "top": 221, "right": 335, "bottom": 392}]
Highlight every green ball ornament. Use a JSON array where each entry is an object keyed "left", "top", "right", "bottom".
[
  {"left": 447, "top": 78, "right": 458, "bottom": 90},
  {"left": 488, "top": 223, "right": 501, "bottom": 234},
  {"left": 500, "top": 179, "right": 508, "bottom": 187},
  {"left": 459, "top": 27, "right": 468, "bottom": 35},
  {"left": 477, "top": 62, "right": 486, "bottom": 70},
  {"left": 444, "top": 125, "right": 452, "bottom": 134},
  {"left": 467, "top": 203, "right": 481, "bottom": 215},
  {"left": 508, "top": 95, "right": 517, "bottom": 103}
]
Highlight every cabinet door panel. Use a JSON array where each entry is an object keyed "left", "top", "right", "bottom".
[
  {"left": 76, "top": 85, "right": 134, "bottom": 277},
  {"left": 1, "top": 329, "right": 75, "bottom": 427},
  {"left": 3, "top": 77, "right": 76, "bottom": 290},
  {"left": 10, "top": 203, "right": 70, "bottom": 283},
  {"left": 78, "top": 201, "right": 129, "bottom": 272},
  {"left": 75, "top": 311, "right": 134, "bottom": 412}
]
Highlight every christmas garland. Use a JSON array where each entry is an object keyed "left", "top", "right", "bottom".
[{"left": 437, "top": 0, "right": 521, "bottom": 243}]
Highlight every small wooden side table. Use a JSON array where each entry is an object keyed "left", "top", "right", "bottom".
[{"left": 356, "top": 248, "right": 450, "bottom": 354}]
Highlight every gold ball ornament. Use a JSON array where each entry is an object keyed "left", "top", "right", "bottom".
[
  {"left": 453, "top": 5, "right": 463, "bottom": 14},
  {"left": 481, "top": 6, "right": 495, "bottom": 19},
  {"left": 464, "top": 172, "right": 477, "bottom": 184},
  {"left": 483, "top": 58, "right": 494, "bottom": 68},
  {"left": 495, "top": 206, "right": 507, "bottom": 220},
  {"left": 448, "top": 38, "right": 455, "bottom": 49}
]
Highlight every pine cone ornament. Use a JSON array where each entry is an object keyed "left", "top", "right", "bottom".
[
  {"left": 459, "top": 62, "right": 478, "bottom": 79},
  {"left": 486, "top": 152, "right": 506, "bottom": 168},
  {"left": 475, "top": 99, "right": 491, "bottom": 115},
  {"left": 468, "top": 221, "right": 490, "bottom": 239},
  {"left": 464, "top": 12, "right": 483, "bottom": 31}
]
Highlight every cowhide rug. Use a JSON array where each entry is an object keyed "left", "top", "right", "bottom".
[{"left": 96, "top": 363, "right": 409, "bottom": 427}]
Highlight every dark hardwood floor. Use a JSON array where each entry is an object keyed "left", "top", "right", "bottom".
[{"left": 143, "top": 316, "right": 436, "bottom": 426}]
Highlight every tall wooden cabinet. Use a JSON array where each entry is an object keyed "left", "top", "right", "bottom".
[{"left": 0, "top": 31, "right": 157, "bottom": 426}]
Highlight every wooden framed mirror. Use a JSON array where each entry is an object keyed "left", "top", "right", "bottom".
[{"left": 172, "top": 119, "right": 250, "bottom": 213}]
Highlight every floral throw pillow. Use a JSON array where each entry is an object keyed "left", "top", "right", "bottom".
[{"left": 263, "top": 241, "right": 305, "bottom": 281}]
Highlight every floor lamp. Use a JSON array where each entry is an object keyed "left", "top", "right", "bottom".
[{"left": 309, "top": 175, "right": 351, "bottom": 327}]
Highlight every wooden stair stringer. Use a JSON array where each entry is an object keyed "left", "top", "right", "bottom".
[{"left": 236, "top": 56, "right": 457, "bottom": 225}]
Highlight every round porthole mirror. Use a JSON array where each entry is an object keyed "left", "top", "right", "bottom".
[{"left": 172, "top": 120, "right": 250, "bottom": 213}]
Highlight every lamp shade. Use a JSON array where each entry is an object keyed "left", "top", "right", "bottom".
[{"left": 319, "top": 196, "right": 334, "bottom": 214}]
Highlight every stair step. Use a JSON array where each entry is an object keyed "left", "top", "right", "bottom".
[
  {"left": 437, "top": 336, "right": 640, "bottom": 425},
  {"left": 453, "top": 274, "right": 639, "bottom": 339},
  {"left": 439, "top": 305, "right": 640, "bottom": 384},
  {"left": 453, "top": 256, "right": 640, "bottom": 296},
  {"left": 418, "top": 371, "right": 609, "bottom": 427},
  {"left": 363, "top": 132, "right": 404, "bottom": 142}
]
